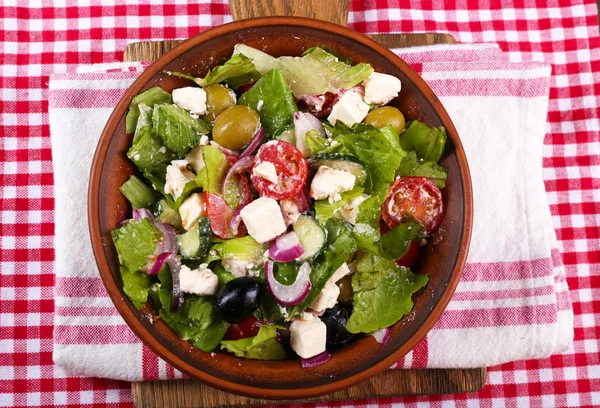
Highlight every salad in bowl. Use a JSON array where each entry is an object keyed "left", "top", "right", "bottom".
[{"left": 112, "top": 44, "right": 448, "bottom": 365}]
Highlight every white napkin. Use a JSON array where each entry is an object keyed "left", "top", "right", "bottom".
[{"left": 50, "top": 44, "right": 573, "bottom": 380}]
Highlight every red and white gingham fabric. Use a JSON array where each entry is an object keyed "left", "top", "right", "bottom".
[{"left": 1, "top": 0, "right": 599, "bottom": 406}]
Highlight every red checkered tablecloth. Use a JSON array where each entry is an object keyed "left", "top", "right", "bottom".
[{"left": 1, "top": 0, "right": 599, "bottom": 407}]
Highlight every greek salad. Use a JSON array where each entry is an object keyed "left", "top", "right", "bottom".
[{"left": 113, "top": 44, "right": 448, "bottom": 365}]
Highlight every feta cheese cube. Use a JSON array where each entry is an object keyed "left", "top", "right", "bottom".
[
  {"left": 179, "top": 264, "right": 218, "bottom": 295},
  {"left": 362, "top": 72, "right": 401, "bottom": 105},
  {"left": 164, "top": 160, "right": 195, "bottom": 200},
  {"left": 290, "top": 312, "right": 327, "bottom": 358},
  {"left": 310, "top": 166, "right": 356, "bottom": 200},
  {"left": 221, "top": 258, "right": 254, "bottom": 278},
  {"left": 252, "top": 161, "right": 279, "bottom": 184},
  {"left": 329, "top": 262, "right": 352, "bottom": 283},
  {"left": 280, "top": 198, "right": 302, "bottom": 226},
  {"left": 333, "top": 194, "right": 371, "bottom": 225},
  {"left": 240, "top": 197, "right": 287, "bottom": 243},
  {"left": 327, "top": 88, "right": 370, "bottom": 127},
  {"left": 309, "top": 282, "right": 340, "bottom": 313},
  {"left": 185, "top": 146, "right": 205, "bottom": 173},
  {"left": 172, "top": 86, "right": 208, "bottom": 115},
  {"left": 178, "top": 192, "right": 206, "bottom": 230}
]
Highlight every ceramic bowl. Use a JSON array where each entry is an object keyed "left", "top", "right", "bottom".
[{"left": 88, "top": 17, "right": 472, "bottom": 399}]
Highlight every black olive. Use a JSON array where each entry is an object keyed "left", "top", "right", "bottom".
[
  {"left": 321, "top": 303, "right": 357, "bottom": 348},
  {"left": 215, "top": 277, "right": 261, "bottom": 324}
]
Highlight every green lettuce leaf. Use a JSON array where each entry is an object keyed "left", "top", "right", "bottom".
[
  {"left": 333, "top": 123, "right": 406, "bottom": 190},
  {"left": 345, "top": 254, "right": 429, "bottom": 333},
  {"left": 314, "top": 186, "right": 364, "bottom": 224},
  {"left": 288, "top": 219, "right": 357, "bottom": 317},
  {"left": 119, "top": 175, "right": 160, "bottom": 209},
  {"left": 352, "top": 216, "right": 425, "bottom": 260},
  {"left": 279, "top": 47, "right": 373, "bottom": 97},
  {"left": 112, "top": 218, "right": 162, "bottom": 272},
  {"left": 301, "top": 46, "right": 352, "bottom": 64},
  {"left": 205, "top": 236, "right": 267, "bottom": 263},
  {"left": 120, "top": 266, "right": 154, "bottom": 308},
  {"left": 152, "top": 104, "right": 211, "bottom": 157},
  {"left": 305, "top": 130, "right": 346, "bottom": 156},
  {"left": 171, "top": 54, "right": 260, "bottom": 90},
  {"left": 211, "top": 263, "right": 235, "bottom": 286},
  {"left": 201, "top": 145, "right": 229, "bottom": 194},
  {"left": 233, "top": 44, "right": 281, "bottom": 75},
  {"left": 220, "top": 325, "right": 286, "bottom": 360},
  {"left": 127, "top": 125, "right": 176, "bottom": 173},
  {"left": 238, "top": 68, "right": 298, "bottom": 138},
  {"left": 157, "top": 198, "right": 183, "bottom": 229},
  {"left": 398, "top": 151, "right": 448, "bottom": 188},
  {"left": 133, "top": 103, "right": 152, "bottom": 144},
  {"left": 355, "top": 182, "right": 389, "bottom": 226},
  {"left": 399, "top": 120, "right": 447, "bottom": 163},
  {"left": 125, "top": 87, "right": 173, "bottom": 134}
]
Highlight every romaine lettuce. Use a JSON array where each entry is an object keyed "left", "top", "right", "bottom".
[
  {"left": 238, "top": 68, "right": 298, "bottom": 138},
  {"left": 171, "top": 54, "right": 261, "bottom": 90},
  {"left": 352, "top": 216, "right": 425, "bottom": 260},
  {"left": 127, "top": 125, "right": 176, "bottom": 173},
  {"left": 398, "top": 151, "right": 448, "bottom": 188},
  {"left": 120, "top": 265, "right": 154, "bottom": 309},
  {"left": 345, "top": 254, "right": 429, "bottom": 333},
  {"left": 112, "top": 218, "right": 162, "bottom": 272},
  {"left": 314, "top": 186, "right": 364, "bottom": 224},
  {"left": 205, "top": 236, "right": 266, "bottom": 263},
  {"left": 220, "top": 325, "right": 286, "bottom": 360},
  {"left": 119, "top": 175, "right": 160, "bottom": 209},
  {"left": 399, "top": 120, "right": 447, "bottom": 163},
  {"left": 201, "top": 145, "right": 229, "bottom": 194},
  {"left": 152, "top": 104, "right": 211, "bottom": 157},
  {"left": 125, "top": 87, "right": 173, "bottom": 134}
]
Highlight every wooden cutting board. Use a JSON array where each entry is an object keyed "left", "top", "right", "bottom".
[{"left": 124, "top": 1, "right": 486, "bottom": 407}]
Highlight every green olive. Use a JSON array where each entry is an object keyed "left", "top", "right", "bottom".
[
  {"left": 364, "top": 106, "right": 406, "bottom": 134},
  {"left": 203, "top": 84, "right": 236, "bottom": 122},
  {"left": 212, "top": 105, "right": 260, "bottom": 150},
  {"left": 337, "top": 275, "right": 353, "bottom": 304}
]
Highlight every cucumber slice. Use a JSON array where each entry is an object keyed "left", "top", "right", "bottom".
[
  {"left": 177, "top": 217, "right": 212, "bottom": 259},
  {"left": 156, "top": 199, "right": 182, "bottom": 230},
  {"left": 293, "top": 215, "right": 327, "bottom": 262},
  {"left": 310, "top": 154, "right": 367, "bottom": 186}
]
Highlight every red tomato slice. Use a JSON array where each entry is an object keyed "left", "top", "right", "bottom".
[
  {"left": 251, "top": 140, "right": 308, "bottom": 200},
  {"left": 396, "top": 240, "right": 421, "bottom": 267},
  {"left": 223, "top": 315, "right": 262, "bottom": 340},
  {"left": 382, "top": 176, "right": 444, "bottom": 233},
  {"left": 205, "top": 192, "right": 247, "bottom": 239}
]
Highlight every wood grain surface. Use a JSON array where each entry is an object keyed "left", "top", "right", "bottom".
[
  {"left": 125, "top": 1, "right": 483, "bottom": 406},
  {"left": 132, "top": 368, "right": 487, "bottom": 408}
]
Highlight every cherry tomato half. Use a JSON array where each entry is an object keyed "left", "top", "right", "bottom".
[
  {"left": 223, "top": 315, "right": 262, "bottom": 340},
  {"left": 382, "top": 176, "right": 444, "bottom": 233},
  {"left": 251, "top": 140, "right": 308, "bottom": 200}
]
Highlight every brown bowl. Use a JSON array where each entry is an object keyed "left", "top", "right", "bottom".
[{"left": 89, "top": 17, "right": 472, "bottom": 399}]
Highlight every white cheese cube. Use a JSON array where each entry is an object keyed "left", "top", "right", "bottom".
[
  {"left": 252, "top": 161, "right": 279, "bottom": 184},
  {"left": 327, "top": 88, "right": 370, "bottom": 127},
  {"left": 362, "top": 72, "right": 401, "bottom": 105},
  {"left": 221, "top": 258, "right": 254, "bottom": 278},
  {"left": 179, "top": 264, "right": 218, "bottom": 296},
  {"left": 240, "top": 197, "right": 287, "bottom": 243},
  {"left": 172, "top": 86, "right": 208, "bottom": 115},
  {"left": 333, "top": 194, "right": 371, "bottom": 225},
  {"left": 164, "top": 160, "right": 195, "bottom": 200},
  {"left": 178, "top": 192, "right": 206, "bottom": 230},
  {"left": 329, "top": 262, "right": 352, "bottom": 284},
  {"left": 310, "top": 166, "right": 356, "bottom": 200},
  {"left": 280, "top": 198, "right": 302, "bottom": 226},
  {"left": 185, "top": 146, "right": 205, "bottom": 173},
  {"left": 309, "top": 283, "right": 340, "bottom": 314},
  {"left": 290, "top": 313, "right": 327, "bottom": 359}
]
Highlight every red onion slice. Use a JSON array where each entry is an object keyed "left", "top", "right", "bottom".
[
  {"left": 369, "top": 327, "right": 391, "bottom": 345},
  {"left": 264, "top": 260, "right": 311, "bottom": 306},
  {"left": 294, "top": 187, "right": 311, "bottom": 213},
  {"left": 222, "top": 155, "right": 255, "bottom": 196},
  {"left": 301, "top": 351, "right": 331, "bottom": 368},
  {"left": 268, "top": 232, "right": 304, "bottom": 262},
  {"left": 155, "top": 222, "right": 178, "bottom": 254},
  {"left": 132, "top": 208, "right": 155, "bottom": 222},
  {"left": 240, "top": 126, "right": 264, "bottom": 159}
]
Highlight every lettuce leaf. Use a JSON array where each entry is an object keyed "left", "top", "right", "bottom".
[
  {"left": 333, "top": 123, "right": 406, "bottom": 190},
  {"left": 201, "top": 145, "right": 229, "bottom": 194},
  {"left": 152, "top": 104, "right": 211, "bottom": 157},
  {"left": 238, "top": 68, "right": 298, "bottom": 138},
  {"left": 127, "top": 125, "right": 176, "bottom": 173},
  {"left": 119, "top": 175, "right": 160, "bottom": 209},
  {"left": 352, "top": 216, "right": 425, "bottom": 260},
  {"left": 125, "top": 87, "right": 173, "bottom": 134},
  {"left": 112, "top": 218, "right": 162, "bottom": 272},
  {"left": 399, "top": 121, "right": 447, "bottom": 163},
  {"left": 314, "top": 186, "right": 364, "bottom": 224},
  {"left": 398, "top": 151, "right": 448, "bottom": 188},
  {"left": 220, "top": 325, "right": 286, "bottom": 360},
  {"left": 233, "top": 44, "right": 281, "bottom": 75},
  {"left": 171, "top": 54, "right": 260, "bottom": 90},
  {"left": 205, "top": 236, "right": 266, "bottom": 263},
  {"left": 120, "top": 266, "right": 154, "bottom": 308},
  {"left": 345, "top": 254, "right": 429, "bottom": 333}
]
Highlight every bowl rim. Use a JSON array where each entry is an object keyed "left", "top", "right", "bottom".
[{"left": 88, "top": 16, "right": 473, "bottom": 399}]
